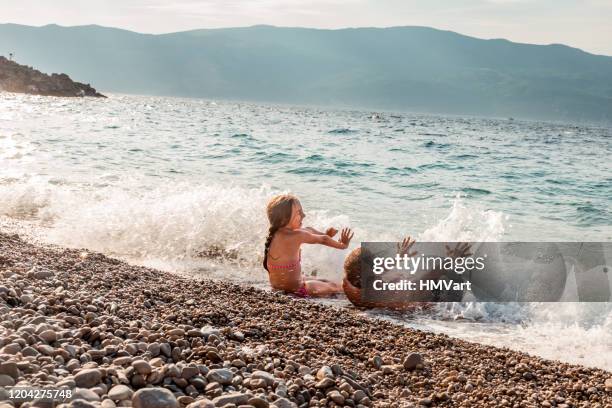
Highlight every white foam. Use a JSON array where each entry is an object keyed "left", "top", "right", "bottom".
[
  {"left": 419, "top": 194, "right": 507, "bottom": 242},
  {"left": 401, "top": 301, "right": 612, "bottom": 370},
  {"left": 0, "top": 176, "right": 357, "bottom": 278},
  {"left": 0, "top": 180, "right": 512, "bottom": 280}
]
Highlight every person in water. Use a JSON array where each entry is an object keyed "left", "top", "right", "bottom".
[
  {"left": 343, "top": 240, "right": 472, "bottom": 309},
  {"left": 263, "top": 194, "right": 353, "bottom": 297}
]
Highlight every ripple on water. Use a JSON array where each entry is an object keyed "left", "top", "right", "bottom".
[
  {"left": 286, "top": 166, "right": 360, "bottom": 177},
  {"left": 423, "top": 141, "right": 451, "bottom": 149},
  {"left": 461, "top": 187, "right": 492, "bottom": 196},
  {"left": 451, "top": 154, "right": 479, "bottom": 160},
  {"left": 386, "top": 166, "right": 418, "bottom": 175},
  {"left": 230, "top": 133, "right": 254, "bottom": 140},
  {"left": 305, "top": 154, "right": 324, "bottom": 161},
  {"left": 571, "top": 202, "right": 611, "bottom": 226},
  {"left": 260, "top": 152, "right": 294, "bottom": 164},
  {"left": 327, "top": 128, "right": 357, "bottom": 134}
]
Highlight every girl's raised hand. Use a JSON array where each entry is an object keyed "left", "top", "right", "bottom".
[
  {"left": 398, "top": 236, "right": 417, "bottom": 257},
  {"left": 445, "top": 242, "right": 472, "bottom": 258},
  {"left": 339, "top": 228, "right": 354, "bottom": 248}
]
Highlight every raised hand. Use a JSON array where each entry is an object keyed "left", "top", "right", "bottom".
[
  {"left": 445, "top": 242, "right": 472, "bottom": 258},
  {"left": 325, "top": 227, "right": 338, "bottom": 238},
  {"left": 339, "top": 228, "right": 354, "bottom": 248},
  {"left": 397, "top": 236, "right": 417, "bottom": 257}
]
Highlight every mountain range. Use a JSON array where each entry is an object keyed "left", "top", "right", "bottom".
[{"left": 1, "top": 23, "right": 611, "bottom": 122}]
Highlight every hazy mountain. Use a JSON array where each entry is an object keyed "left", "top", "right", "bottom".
[{"left": 1, "top": 23, "right": 611, "bottom": 122}]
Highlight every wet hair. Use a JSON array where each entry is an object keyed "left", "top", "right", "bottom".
[{"left": 263, "top": 194, "right": 299, "bottom": 271}]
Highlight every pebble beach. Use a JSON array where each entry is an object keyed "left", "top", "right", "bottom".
[{"left": 0, "top": 231, "right": 610, "bottom": 408}]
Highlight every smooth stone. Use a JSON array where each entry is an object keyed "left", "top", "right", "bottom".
[
  {"left": 206, "top": 368, "right": 233, "bottom": 385},
  {"left": 381, "top": 365, "right": 398, "bottom": 375},
  {"left": 231, "top": 359, "right": 246, "bottom": 368},
  {"left": 57, "top": 379, "right": 77, "bottom": 388},
  {"left": 39, "top": 329, "right": 57, "bottom": 343},
  {"left": 178, "top": 396, "right": 195, "bottom": 405},
  {"left": 160, "top": 343, "right": 172, "bottom": 358},
  {"left": 0, "top": 362, "right": 19, "bottom": 379},
  {"left": 20, "top": 294, "right": 34, "bottom": 303},
  {"left": 316, "top": 366, "right": 333, "bottom": 380},
  {"left": 171, "top": 347, "right": 181, "bottom": 361},
  {"left": 212, "top": 392, "right": 251, "bottom": 406},
  {"left": 248, "top": 397, "right": 270, "bottom": 408},
  {"left": 206, "top": 350, "right": 222, "bottom": 363},
  {"left": 32, "top": 268, "right": 54, "bottom": 279},
  {"left": 132, "top": 387, "right": 179, "bottom": 408},
  {"left": 181, "top": 366, "right": 199, "bottom": 379},
  {"left": 200, "top": 326, "right": 221, "bottom": 339},
  {"left": 66, "top": 359, "right": 81, "bottom": 372},
  {"left": 370, "top": 356, "right": 383, "bottom": 369},
  {"left": 124, "top": 344, "right": 138, "bottom": 356},
  {"left": 147, "top": 343, "right": 161, "bottom": 357},
  {"left": 271, "top": 398, "right": 297, "bottom": 408},
  {"left": 132, "top": 360, "right": 152, "bottom": 375},
  {"left": 75, "top": 368, "right": 102, "bottom": 388},
  {"left": 186, "top": 399, "right": 215, "bottom": 408},
  {"left": 108, "top": 384, "right": 134, "bottom": 401},
  {"left": 418, "top": 398, "right": 432, "bottom": 406},
  {"left": 403, "top": 353, "right": 424, "bottom": 370},
  {"left": 73, "top": 388, "right": 102, "bottom": 401},
  {"left": 231, "top": 331, "right": 245, "bottom": 341},
  {"left": 187, "top": 329, "right": 203, "bottom": 337},
  {"left": 315, "top": 378, "right": 335, "bottom": 389},
  {"left": 70, "top": 400, "right": 97, "bottom": 408},
  {"left": 328, "top": 390, "right": 345, "bottom": 405},
  {"left": 23, "top": 347, "right": 40, "bottom": 358},
  {"left": 167, "top": 328, "right": 185, "bottom": 337},
  {"left": 0, "top": 374, "right": 15, "bottom": 386},
  {"left": 113, "top": 356, "right": 132, "bottom": 366},
  {"left": 150, "top": 358, "right": 164, "bottom": 367},
  {"left": 91, "top": 385, "right": 107, "bottom": 396},
  {"left": 360, "top": 397, "right": 372, "bottom": 406},
  {"left": 1, "top": 343, "right": 20, "bottom": 354},
  {"left": 275, "top": 382, "right": 288, "bottom": 398},
  {"left": 251, "top": 370, "right": 275, "bottom": 387},
  {"left": 248, "top": 378, "right": 267, "bottom": 389},
  {"left": 353, "top": 390, "right": 366, "bottom": 403},
  {"left": 38, "top": 344, "right": 55, "bottom": 356},
  {"left": 131, "top": 373, "right": 147, "bottom": 387}
]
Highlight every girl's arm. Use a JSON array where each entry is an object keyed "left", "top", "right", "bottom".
[
  {"left": 297, "top": 228, "right": 353, "bottom": 249},
  {"left": 303, "top": 227, "right": 338, "bottom": 237},
  {"left": 303, "top": 227, "right": 325, "bottom": 235}
]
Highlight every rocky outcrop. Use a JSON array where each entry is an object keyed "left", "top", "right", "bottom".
[{"left": 0, "top": 56, "right": 105, "bottom": 97}]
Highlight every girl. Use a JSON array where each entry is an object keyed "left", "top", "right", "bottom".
[{"left": 263, "top": 194, "right": 353, "bottom": 297}]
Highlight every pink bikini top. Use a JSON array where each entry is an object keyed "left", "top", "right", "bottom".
[{"left": 267, "top": 251, "right": 302, "bottom": 270}]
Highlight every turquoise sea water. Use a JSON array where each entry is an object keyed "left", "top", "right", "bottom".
[{"left": 1, "top": 92, "right": 611, "bottom": 369}]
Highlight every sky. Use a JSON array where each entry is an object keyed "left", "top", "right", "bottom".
[{"left": 1, "top": 0, "right": 611, "bottom": 56}]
